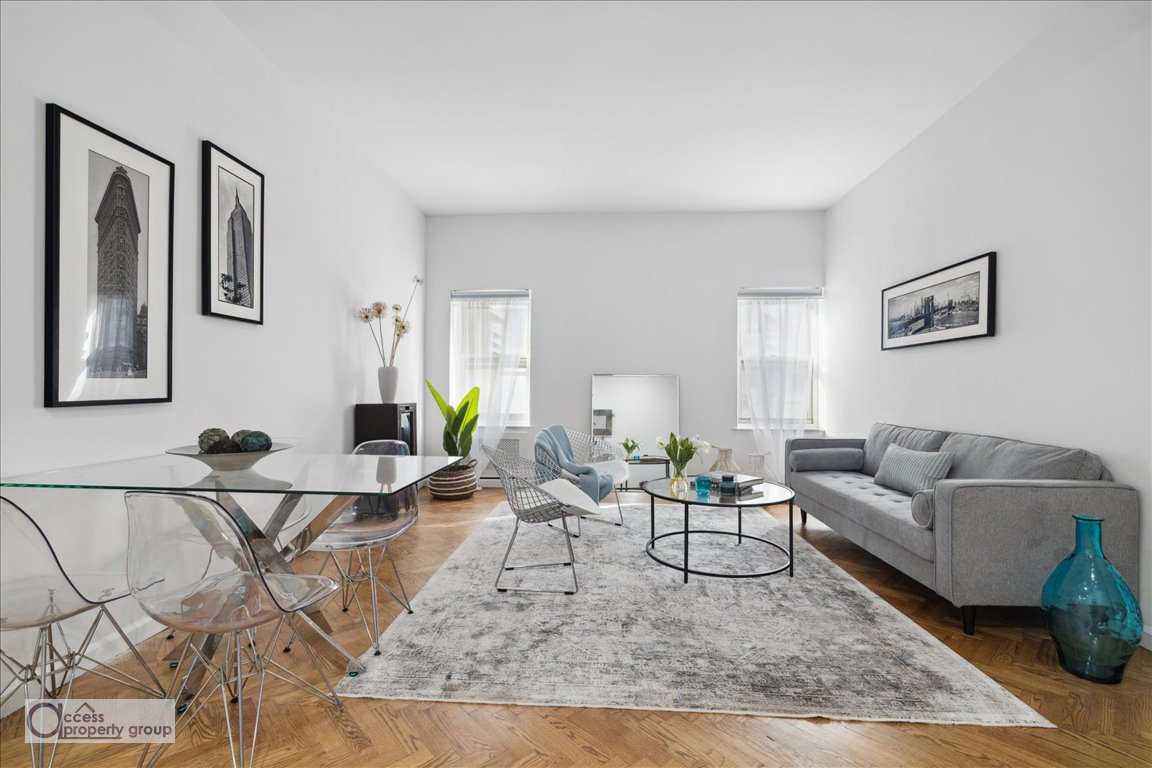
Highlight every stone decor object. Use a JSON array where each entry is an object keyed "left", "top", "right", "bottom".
[
  {"left": 197, "top": 427, "right": 272, "bottom": 454},
  {"left": 198, "top": 427, "right": 230, "bottom": 452}
]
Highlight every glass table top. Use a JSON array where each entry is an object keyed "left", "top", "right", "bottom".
[
  {"left": 0, "top": 451, "right": 463, "bottom": 496},
  {"left": 644, "top": 477, "right": 794, "bottom": 507}
]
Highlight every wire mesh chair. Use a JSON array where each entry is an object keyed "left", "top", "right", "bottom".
[
  {"left": 1, "top": 496, "right": 167, "bottom": 768},
  {"left": 124, "top": 491, "right": 341, "bottom": 768},
  {"left": 298, "top": 439, "right": 418, "bottom": 656},
  {"left": 483, "top": 445, "right": 602, "bottom": 595},
  {"left": 533, "top": 426, "right": 629, "bottom": 526}
]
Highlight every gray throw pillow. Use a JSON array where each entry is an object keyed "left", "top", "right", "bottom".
[
  {"left": 789, "top": 448, "right": 865, "bottom": 472},
  {"left": 874, "top": 444, "right": 953, "bottom": 496},
  {"left": 911, "top": 490, "right": 936, "bottom": 529}
]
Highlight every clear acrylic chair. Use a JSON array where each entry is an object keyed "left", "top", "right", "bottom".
[
  {"left": 482, "top": 445, "right": 602, "bottom": 595},
  {"left": 534, "top": 426, "right": 628, "bottom": 527},
  {"left": 124, "top": 491, "right": 341, "bottom": 768},
  {"left": 1, "top": 496, "right": 167, "bottom": 768},
  {"left": 299, "top": 439, "right": 419, "bottom": 656}
]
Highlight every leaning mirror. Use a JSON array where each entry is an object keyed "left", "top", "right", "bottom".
[{"left": 590, "top": 374, "right": 680, "bottom": 452}]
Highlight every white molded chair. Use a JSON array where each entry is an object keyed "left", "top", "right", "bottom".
[
  {"left": 300, "top": 439, "right": 418, "bottom": 656},
  {"left": 1, "top": 496, "right": 166, "bottom": 768},
  {"left": 124, "top": 491, "right": 341, "bottom": 768}
]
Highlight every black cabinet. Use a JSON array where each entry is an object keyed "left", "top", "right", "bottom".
[{"left": 354, "top": 403, "right": 417, "bottom": 455}]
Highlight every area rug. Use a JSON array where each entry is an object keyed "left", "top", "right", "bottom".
[{"left": 336, "top": 503, "right": 1052, "bottom": 727}]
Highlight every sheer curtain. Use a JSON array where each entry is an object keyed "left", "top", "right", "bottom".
[
  {"left": 449, "top": 290, "right": 531, "bottom": 474},
  {"left": 737, "top": 290, "right": 822, "bottom": 481}
]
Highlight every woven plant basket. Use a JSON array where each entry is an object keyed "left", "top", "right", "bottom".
[{"left": 428, "top": 460, "right": 478, "bottom": 500}]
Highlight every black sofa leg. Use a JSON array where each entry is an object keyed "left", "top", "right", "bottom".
[
  {"left": 961, "top": 606, "right": 976, "bottom": 635},
  {"left": 800, "top": 509, "right": 807, "bottom": 525}
]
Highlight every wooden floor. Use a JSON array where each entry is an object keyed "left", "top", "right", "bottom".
[{"left": 2, "top": 488, "right": 1149, "bottom": 767}]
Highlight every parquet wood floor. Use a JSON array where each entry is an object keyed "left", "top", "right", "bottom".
[{"left": 2, "top": 488, "right": 1148, "bottom": 767}]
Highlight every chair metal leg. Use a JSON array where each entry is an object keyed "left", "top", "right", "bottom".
[
  {"left": 263, "top": 616, "right": 341, "bottom": 708},
  {"left": 576, "top": 488, "right": 626, "bottom": 527},
  {"left": 75, "top": 606, "right": 166, "bottom": 698},
  {"left": 496, "top": 516, "right": 580, "bottom": 595},
  {"left": 366, "top": 546, "right": 381, "bottom": 655},
  {"left": 383, "top": 545, "right": 413, "bottom": 615}
]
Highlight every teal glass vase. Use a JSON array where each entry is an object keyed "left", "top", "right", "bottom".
[{"left": 1040, "top": 515, "right": 1142, "bottom": 684}]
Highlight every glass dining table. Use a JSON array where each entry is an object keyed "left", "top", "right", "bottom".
[{"left": 0, "top": 449, "right": 462, "bottom": 683}]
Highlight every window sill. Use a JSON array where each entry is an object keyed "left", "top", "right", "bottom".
[{"left": 733, "top": 424, "right": 825, "bottom": 436}]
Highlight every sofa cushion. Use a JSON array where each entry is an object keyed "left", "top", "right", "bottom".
[
  {"left": 789, "top": 471, "right": 935, "bottom": 560},
  {"left": 911, "top": 490, "right": 935, "bottom": 528},
  {"left": 939, "top": 432, "right": 1105, "bottom": 480},
  {"left": 874, "top": 444, "right": 954, "bottom": 495},
  {"left": 862, "top": 423, "right": 950, "bottom": 476},
  {"left": 789, "top": 447, "right": 865, "bottom": 472}
]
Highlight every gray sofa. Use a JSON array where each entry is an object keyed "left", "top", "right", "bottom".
[{"left": 784, "top": 423, "right": 1140, "bottom": 634}]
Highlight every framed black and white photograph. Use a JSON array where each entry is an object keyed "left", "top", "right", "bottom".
[
  {"left": 45, "top": 104, "right": 174, "bottom": 407},
  {"left": 202, "top": 141, "right": 264, "bottom": 323},
  {"left": 881, "top": 252, "right": 996, "bottom": 350}
]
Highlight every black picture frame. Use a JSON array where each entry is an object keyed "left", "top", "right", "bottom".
[
  {"left": 881, "top": 252, "right": 996, "bottom": 351},
  {"left": 45, "top": 104, "right": 174, "bottom": 407},
  {"left": 201, "top": 141, "right": 264, "bottom": 324}
]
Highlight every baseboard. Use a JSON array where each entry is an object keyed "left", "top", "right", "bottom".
[{"left": 1143, "top": 624, "right": 1151, "bottom": 651}]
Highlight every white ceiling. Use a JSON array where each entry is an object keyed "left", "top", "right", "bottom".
[{"left": 216, "top": 1, "right": 1070, "bottom": 214}]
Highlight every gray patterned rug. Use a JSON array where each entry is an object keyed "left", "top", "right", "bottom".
[{"left": 336, "top": 503, "right": 1051, "bottom": 727}]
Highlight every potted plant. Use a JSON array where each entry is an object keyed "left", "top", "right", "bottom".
[
  {"left": 657, "top": 432, "right": 711, "bottom": 495},
  {"left": 425, "top": 380, "right": 480, "bottom": 499},
  {"left": 621, "top": 437, "right": 640, "bottom": 460},
  {"left": 356, "top": 274, "right": 423, "bottom": 403}
]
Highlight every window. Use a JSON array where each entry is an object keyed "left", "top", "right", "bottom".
[
  {"left": 736, "top": 289, "right": 822, "bottom": 428},
  {"left": 449, "top": 290, "right": 531, "bottom": 426}
]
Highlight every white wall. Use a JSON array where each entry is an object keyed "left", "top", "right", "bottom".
[
  {"left": 0, "top": 1, "right": 424, "bottom": 712},
  {"left": 823, "top": 2, "right": 1152, "bottom": 643},
  {"left": 424, "top": 212, "right": 824, "bottom": 470}
]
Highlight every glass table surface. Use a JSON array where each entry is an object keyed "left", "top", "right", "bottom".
[
  {"left": 0, "top": 452, "right": 462, "bottom": 495},
  {"left": 644, "top": 477, "right": 795, "bottom": 507},
  {"left": 1, "top": 451, "right": 464, "bottom": 678}
]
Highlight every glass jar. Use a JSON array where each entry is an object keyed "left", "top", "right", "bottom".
[
  {"left": 694, "top": 474, "right": 712, "bottom": 496},
  {"left": 719, "top": 474, "right": 737, "bottom": 497}
]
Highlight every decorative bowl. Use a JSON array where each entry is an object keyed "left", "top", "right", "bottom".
[{"left": 166, "top": 443, "right": 291, "bottom": 472}]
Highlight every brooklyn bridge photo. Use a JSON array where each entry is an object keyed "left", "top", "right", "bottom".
[{"left": 886, "top": 271, "right": 981, "bottom": 339}]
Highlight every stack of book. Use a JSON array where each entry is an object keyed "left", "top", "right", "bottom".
[{"left": 706, "top": 472, "right": 764, "bottom": 497}]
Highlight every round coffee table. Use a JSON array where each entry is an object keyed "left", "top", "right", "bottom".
[{"left": 642, "top": 477, "right": 796, "bottom": 582}]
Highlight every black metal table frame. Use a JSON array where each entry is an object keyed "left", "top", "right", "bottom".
[
  {"left": 618, "top": 457, "right": 671, "bottom": 491},
  {"left": 644, "top": 481, "right": 794, "bottom": 583}
]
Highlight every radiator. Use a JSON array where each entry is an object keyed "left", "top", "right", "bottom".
[{"left": 481, "top": 436, "right": 523, "bottom": 479}]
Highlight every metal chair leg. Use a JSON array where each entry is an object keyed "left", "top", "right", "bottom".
[{"left": 496, "top": 516, "right": 580, "bottom": 595}]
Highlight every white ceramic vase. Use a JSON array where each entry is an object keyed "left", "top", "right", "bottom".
[{"left": 377, "top": 365, "right": 399, "bottom": 403}]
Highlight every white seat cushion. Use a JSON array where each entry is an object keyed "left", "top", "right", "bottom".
[
  {"left": 539, "top": 478, "right": 603, "bottom": 516},
  {"left": 588, "top": 459, "right": 629, "bottom": 484}
]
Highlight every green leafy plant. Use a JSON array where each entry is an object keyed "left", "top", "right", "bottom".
[
  {"left": 425, "top": 380, "right": 479, "bottom": 457},
  {"left": 657, "top": 433, "right": 711, "bottom": 477},
  {"left": 621, "top": 437, "right": 639, "bottom": 456}
]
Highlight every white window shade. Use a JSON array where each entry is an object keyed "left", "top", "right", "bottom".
[
  {"left": 449, "top": 290, "right": 531, "bottom": 445},
  {"left": 736, "top": 290, "right": 822, "bottom": 480}
]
